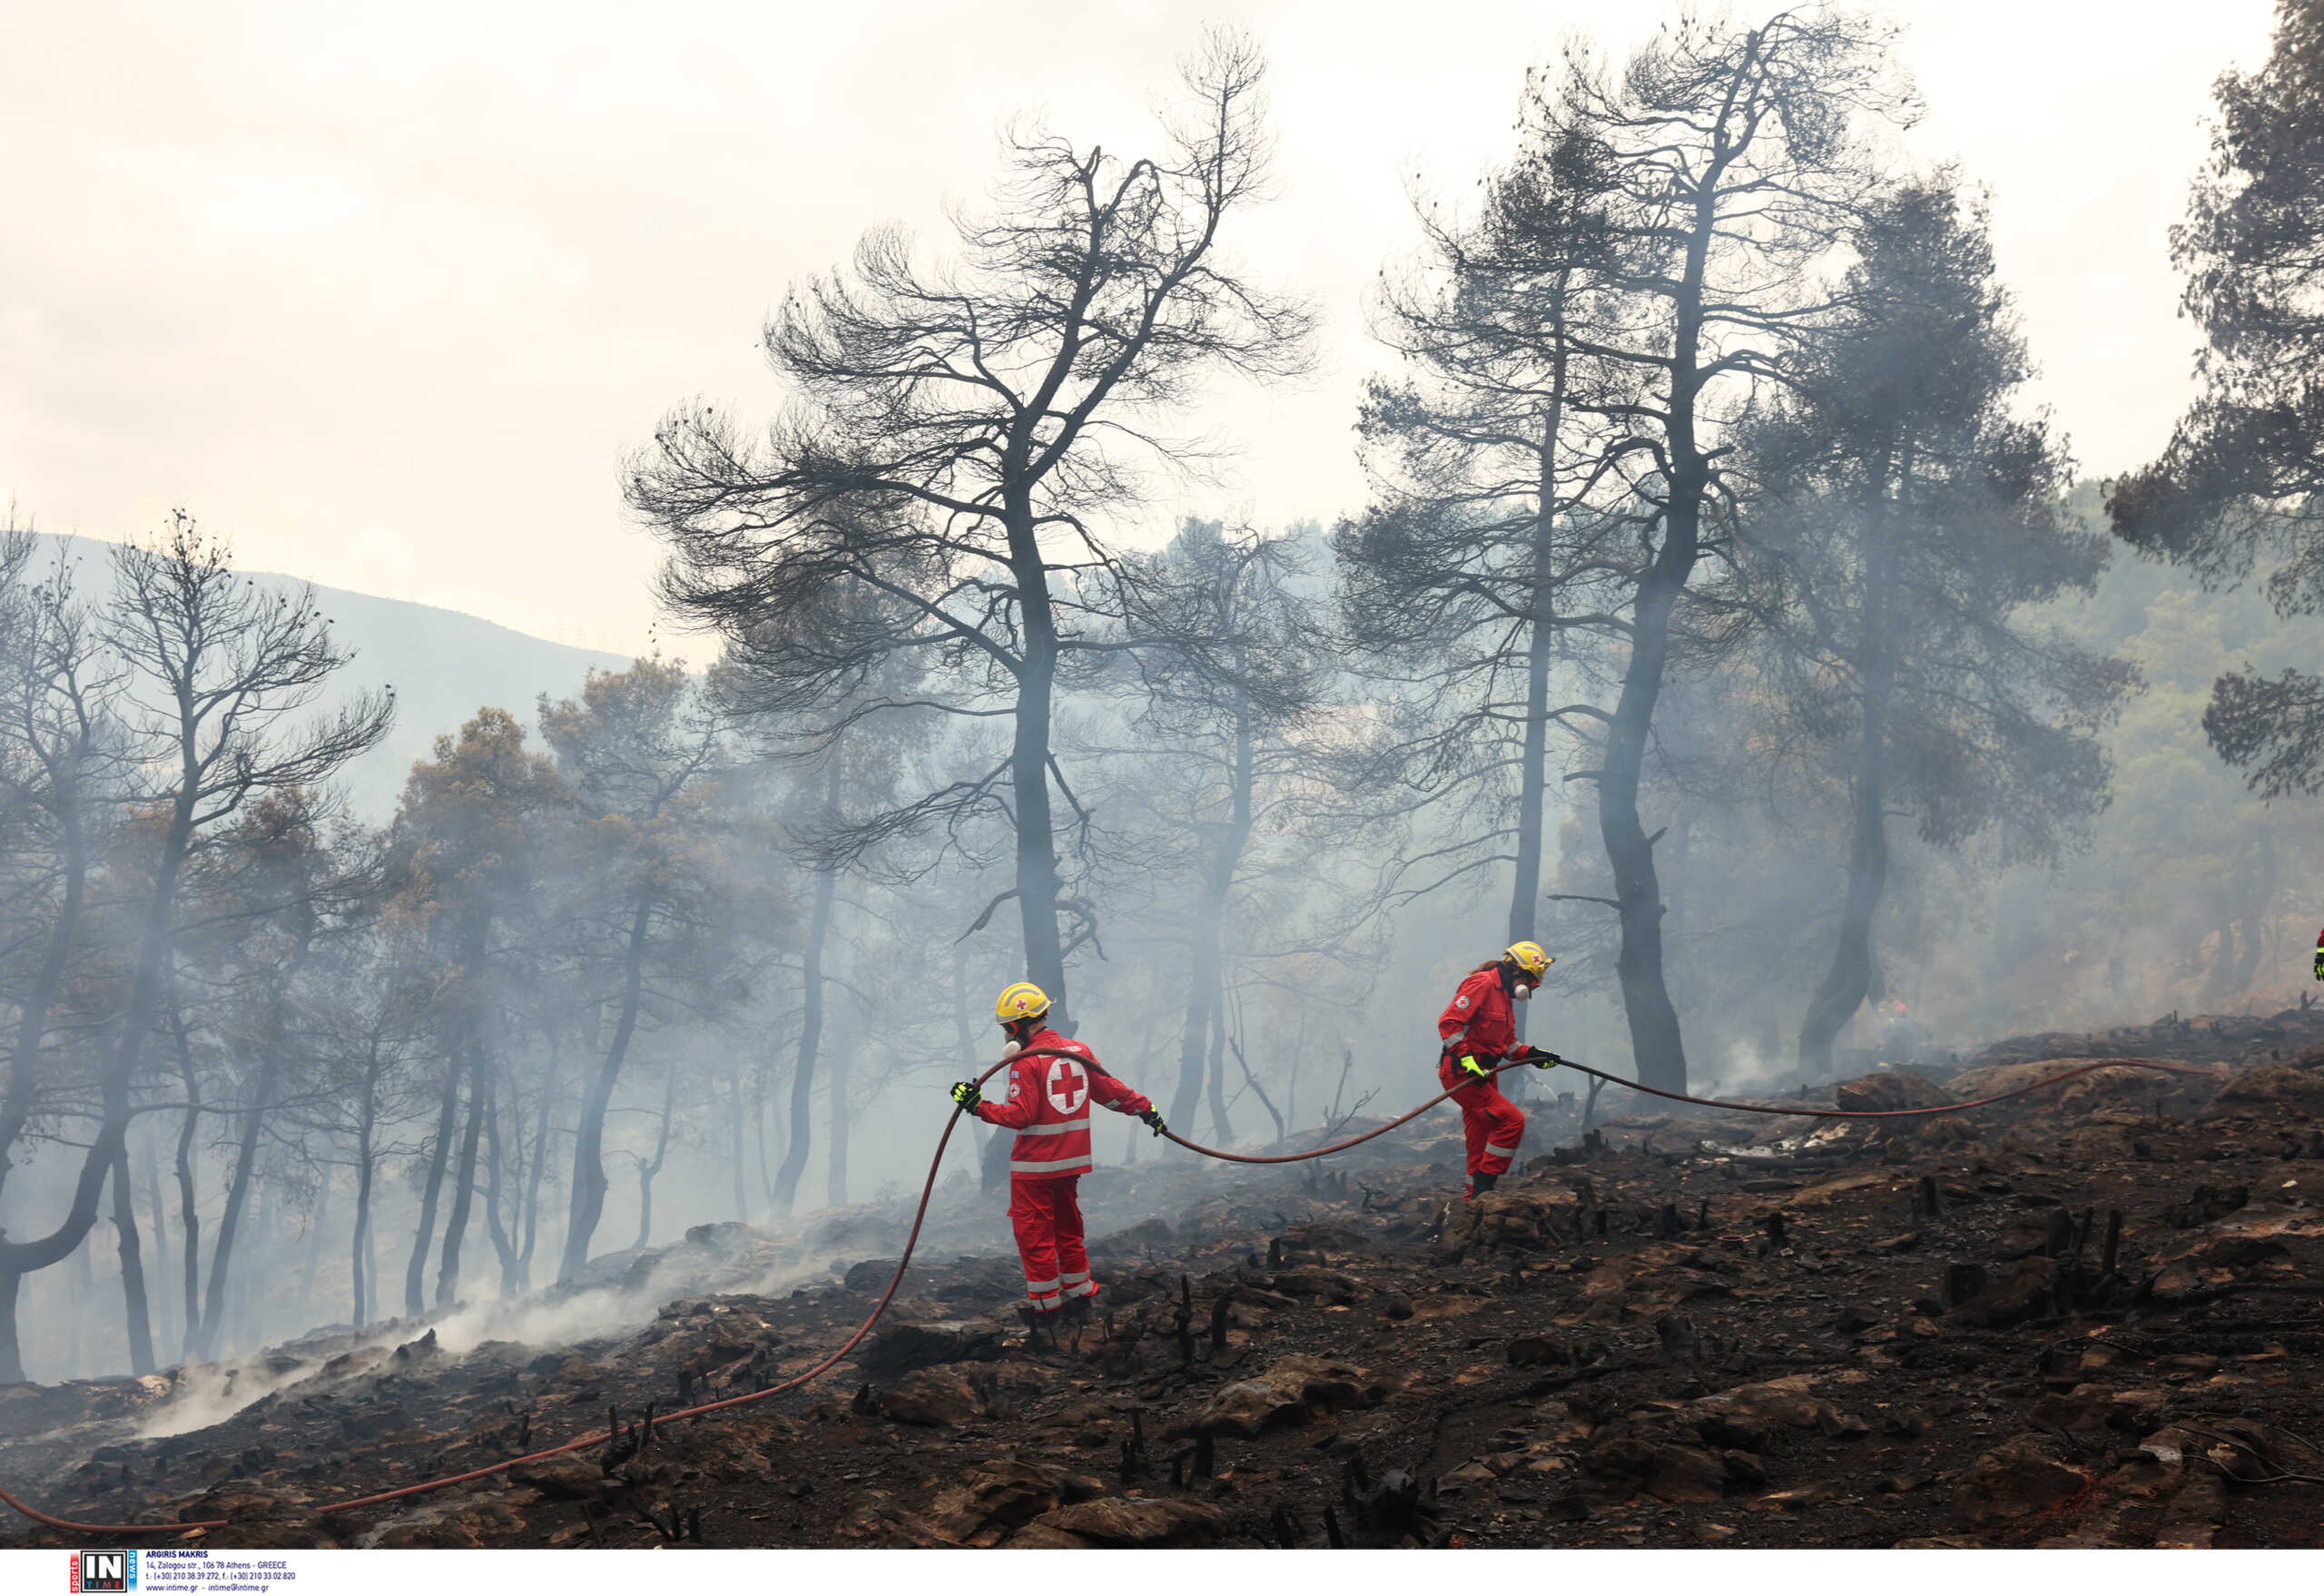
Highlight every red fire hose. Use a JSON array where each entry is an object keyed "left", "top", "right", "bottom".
[{"left": 0, "top": 1049, "right": 2219, "bottom": 1537}]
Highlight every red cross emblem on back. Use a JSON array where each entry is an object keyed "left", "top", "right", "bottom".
[{"left": 1045, "top": 1058, "right": 1088, "bottom": 1116}]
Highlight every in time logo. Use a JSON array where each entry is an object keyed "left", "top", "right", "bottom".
[{"left": 70, "top": 1550, "right": 136, "bottom": 1592}]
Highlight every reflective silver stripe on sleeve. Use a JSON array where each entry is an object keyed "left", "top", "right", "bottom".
[
  {"left": 1009, "top": 1156, "right": 1094, "bottom": 1173},
  {"left": 1023, "top": 1117, "right": 1090, "bottom": 1135}
]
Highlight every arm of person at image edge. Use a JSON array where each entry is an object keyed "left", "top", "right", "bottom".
[{"left": 1439, "top": 967, "right": 1522, "bottom": 1070}]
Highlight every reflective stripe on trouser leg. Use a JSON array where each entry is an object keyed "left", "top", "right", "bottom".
[
  {"left": 1045, "top": 1175, "right": 1092, "bottom": 1301},
  {"left": 1440, "top": 1058, "right": 1525, "bottom": 1177},
  {"left": 1009, "top": 1175, "right": 1063, "bottom": 1301}
]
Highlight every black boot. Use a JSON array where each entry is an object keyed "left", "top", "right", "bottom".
[{"left": 1469, "top": 1170, "right": 1499, "bottom": 1198}]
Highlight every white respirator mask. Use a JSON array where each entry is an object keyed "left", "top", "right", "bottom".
[
  {"left": 1512, "top": 983, "right": 1534, "bottom": 1001},
  {"left": 1000, "top": 1039, "right": 1024, "bottom": 1060}
]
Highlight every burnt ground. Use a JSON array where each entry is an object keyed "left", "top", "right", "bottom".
[{"left": 5, "top": 1008, "right": 2324, "bottom": 1551}]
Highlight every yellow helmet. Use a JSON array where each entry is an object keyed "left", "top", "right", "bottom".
[
  {"left": 1504, "top": 941, "right": 1552, "bottom": 979},
  {"left": 995, "top": 980, "right": 1052, "bottom": 1024}
]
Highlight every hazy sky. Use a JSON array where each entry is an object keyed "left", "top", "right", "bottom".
[{"left": 2, "top": 0, "right": 2278, "bottom": 658}]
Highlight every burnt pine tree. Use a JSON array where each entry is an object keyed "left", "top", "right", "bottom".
[
  {"left": 0, "top": 517, "right": 389, "bottom": 1374},
  {"left": 0, "top": 533, "right": 126, "bottom": 1379},
  {"left": 1741, "top": 180, "right": 2134, "bottom": 1075},
  {"left": 386, "top": 708, "right": 564, "bottom": 1308},
  {"left": 2111, "top": 0, "right": 2324, "bottom": 794},
  {"left": 705, "top": 592, "right": 922, "bottom": 1219},
  {"left": 627, "top": 28, "right": 1311, "bottom": 1031},
  {"left": 176, "top": 788, "right": 369, "bottom": 1360},
  {"left": 537, "top": 664, "right": 728, "bottom": 1283},
  {"left": 1519, "top": 12, "right": 1915, "bottom": 1091},
  {"left": 1336, "top": 121, "right": 1624, "bottom": 1039}
]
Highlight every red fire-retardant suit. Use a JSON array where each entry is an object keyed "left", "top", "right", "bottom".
[
  {"left": 971, "top": 1028, "right": 1153, "bottom": 1314},
  {"left": 1437, "top": 967, "right": 1527, "bottom": 1192}
]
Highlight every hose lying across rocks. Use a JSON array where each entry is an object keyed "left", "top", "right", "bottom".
[{"left": 0, "top": 1049, "right": 2217, "bottom": 1536}]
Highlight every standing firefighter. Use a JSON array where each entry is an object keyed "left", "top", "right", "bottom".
[
  {"left": 950, "top": 982, "right": 1167, "bottom": 1318},
  {"left": 1437, "top": 941, "right": 1567, "bottom": 1198}
]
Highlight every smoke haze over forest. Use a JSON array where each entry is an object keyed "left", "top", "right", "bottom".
[{"left": 0, "top": 0, "right": 2278, "bottom": 656}]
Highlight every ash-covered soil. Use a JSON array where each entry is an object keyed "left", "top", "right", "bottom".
[{"left": 6, "top": 1008, "right": 2324, "bottom": 1551}]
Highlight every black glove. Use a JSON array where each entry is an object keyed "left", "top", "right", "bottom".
[
  {"left": 950, "top": 1080, "right": 982, "bottom": 1112},
  {"left": 1529, "top": 1047, "right": 1570, "bottom": 1070},
  {"left": 1139, "top": 1108, "right": 1167, "bottom": 1138},
  {"left": 2314, "top": 941, "right": 2322, "bottom": 982}
]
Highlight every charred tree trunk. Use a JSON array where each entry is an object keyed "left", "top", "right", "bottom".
[
  {"left": 480, "top": 1075, "right": 518, "bottom": 1298},
  {"left": 0, "top": 750, "right": 91, "bottom": 1229},
  {"left": 437, "top": 1049, "right": 487, "bottom": 1309},
  {"left": 1510, "top": 344, "right": 1570, "bottom": 1050},
  {"left": 773, "top": 857, "right": 837, "bottom": 1217},
  {"left": 230, "top": 1178, "right": 269, "bottom": 1355},
  {"left": 1596, "top": 182, "right": 1722, "bottom": 1096},
  {"left": 753, "top": 1062, "right": 773, "bottom": 1208},
  {"left": 1172, "top": 697, "right": 1256, "bottom": 1138},
  {"left": 0, "top": 702, "right": 206, "bottom": 1296},
  {"left": 1226, "top": 1025, "right": 1285, "bottom": 1146},
  {"left": 169, "top": 1001, "right": 202, "bottom": 1359},
  {"left": 0, "top": 743, "right": 94, "bottom": 1381},
  {"left": 1206, "top": 990, "right": 1233, "bottom": 1145},
  {"left": 1008, "top": 488, "right": 1071, "bottom": 1032},
  {"left": 559, "top": 892, "right": 652, "bottom": 1283},
  {"left": 1800, "top": 454, "right": 1901, "bottom": 1078},
  {"left": 194, "top": 1053, "right": 280, "bottom": 1361},
  {"left": 827, "top": 1022, "right": 851, "bottom": 1210},
  {"left": 729, "top": 1066, "right": 750, "bottom": 1223},
  {"left": 635, "top": 1060, "right": 676, "bottom": 1251},
  {"left": 1170, "top": 929, "right": 1220, "bottom": 1136},
  {"left": 294, "top": 1172, "right": 330, "bottom": 1331},
  {"left": 141, "top": 1122, "right": 175, "bottom": 1359},
  {"left": 352, "top": 1086, "right": 376, "bottom": 1330},
  {"left": 517, "top": 1028, "right": 556, "bottom": 1290},
  {"left": 110, "top": 1138, "right": 155, "bottom": 1376},
  {"left": 0, "top": 1272, "right": 18, "bottom": 1384},
  {"left": 405, "top": 1049, "right": 461, "bottom": 1316}
]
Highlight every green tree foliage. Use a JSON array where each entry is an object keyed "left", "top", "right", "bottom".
[
  {"left": 2112, "top": 0, "right": 2324, "bottom": 793},
  {"left": 1740, "top": 180, "right": 2133, "bottom": 1073}
]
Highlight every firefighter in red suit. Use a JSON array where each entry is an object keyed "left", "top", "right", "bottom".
[
  {"left": 950, "top": 982, "right": 1166, "bottom": 1317},
  {"left": 1437, "top": 941, "right": 1568, "bottom": 1198}
]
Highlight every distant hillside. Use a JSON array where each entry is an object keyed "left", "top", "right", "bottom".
[{"left": 25, "top": 533, "right": 633, "bottom": 820}]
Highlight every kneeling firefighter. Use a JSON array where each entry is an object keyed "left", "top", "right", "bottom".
[
  {"left": 1437, "top": 941, "right": 1567, "bottom": 1199},
  {"left": 950, "top": 982, "right": 1167, "bottom": 1316}
]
